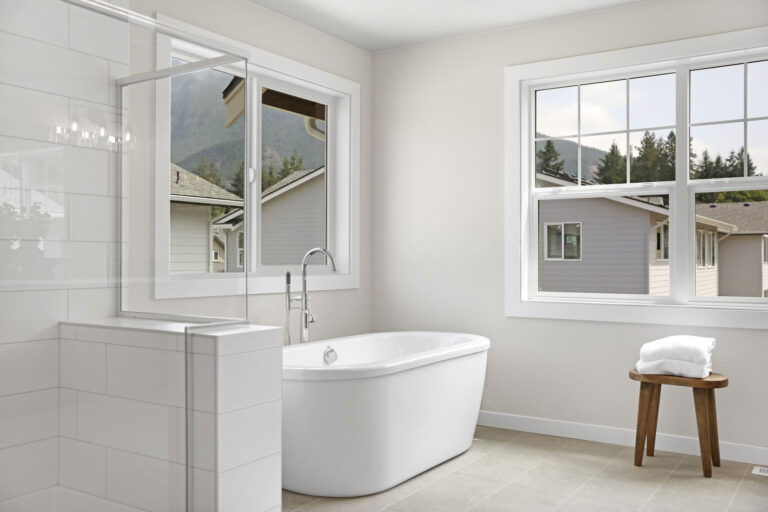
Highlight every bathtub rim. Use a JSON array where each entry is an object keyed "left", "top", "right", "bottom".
[{"left": 283, "top": 331, "right": 490, "bottom": 381}]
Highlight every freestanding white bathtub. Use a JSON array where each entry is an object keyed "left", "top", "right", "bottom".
[{"left": 282, "top": 331, "right": 490, "bottom": 497}]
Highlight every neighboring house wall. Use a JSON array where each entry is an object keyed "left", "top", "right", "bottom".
[
  {"left": 225, "top": 228, "right": 244, "bottom": 272},
  {"left": 648, "top": 213, "right": 670, "bottom": 296},
  {"left": 538, "top": 198, "right": 650, "bottom": 294},
  {"left": 719, "top": 235, "right": 762, "bottom": 297},
  {"left": 695, "top": 226, "right": 719, "bottom": 297},
  {"left": 170, "top": 203, "right": 211, "bottom": 273},
  {"left": 261, "top": 174, "right": 326, "bottom": 265}
]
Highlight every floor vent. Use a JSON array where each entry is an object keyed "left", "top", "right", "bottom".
[{"left": 752, "top": 466, "right": 768, "bottom": 476}]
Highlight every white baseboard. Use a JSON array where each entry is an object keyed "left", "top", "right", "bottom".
[{"left": 478, "top": 410, "right": 768, "bottom": 466}]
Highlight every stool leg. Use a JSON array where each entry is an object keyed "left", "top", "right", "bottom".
[
  {"left": 707, "top": 389, "right": 720, "bottom": 467},
  {"left": 646, "top": 384, "right": 662, "bottom": 456},
  {"left": 693, "top": 388, "right": 712, "bottom": 477},
  {"left": 634, "top": 382, "right": 653, "bottom": 466}
]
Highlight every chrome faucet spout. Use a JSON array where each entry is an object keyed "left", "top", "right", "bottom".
[{"left": 299, "top": 248, "right": 337, "bottom": 343}]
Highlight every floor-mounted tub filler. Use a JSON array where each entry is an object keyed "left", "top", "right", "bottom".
[{"left": 282, "top": 331, "right": 490, "bottom": 497}]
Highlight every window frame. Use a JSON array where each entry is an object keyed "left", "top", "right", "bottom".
[
  {"left": 505, "top": 27, "right": 768, "bottom": 329},
  {"left": 151, "top": 16, "right": 360, "bottom": 299},
  {"left": 543, "top": 222, "right": 582, "bottom": 261},
  {"left": 655, "top": 223, "right": 670, "bottom": 262}
]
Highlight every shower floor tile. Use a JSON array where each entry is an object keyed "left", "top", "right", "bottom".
[
  {"left": 0, "top": 486, "right": 144, "bottom": 512},
  {"left": 283, "top": 427, "right": 768, "bottom": 512}
]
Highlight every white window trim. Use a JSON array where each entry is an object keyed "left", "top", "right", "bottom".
[
  {"left": 655, "top": 222, "right": 670, "bottom": 262},
  {"left": 505, "top": 27, "right": 768, "bottom": 329},
  {"left": 543, "top": 222, "right": 582, "bottom": 261},
  {"left": 149, "top": 15, "right": 360, "bottom": 299}
]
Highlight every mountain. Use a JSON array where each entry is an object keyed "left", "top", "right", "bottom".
[
  {"left": 170, "top": 67, "right": 325, "bottom": 189},
  {"left": 536, "top": 133, "right": 608, "bottom": 182}
]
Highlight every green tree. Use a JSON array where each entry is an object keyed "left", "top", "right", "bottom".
[
  {"left": 535, "top": 140, "right": 565, "bottom": 174},
  {"left": 193, "top": 156, "right": 223, "bottom": 187},
  {"left": 228, "top": 162, "right": 245, "bottom": 198},
  {"left": 262, "top": 164, "right": 277, "bottom": 191},
  {"left": 594, "top": 142, "right": 626, "bottom": 184},
  {"left": 280, "top": 150, "right": 304, "bottom": 179}
]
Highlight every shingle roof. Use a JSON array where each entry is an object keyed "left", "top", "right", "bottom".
[
  {"left": 262, "top": 167, "right": 323, "bottom": 197},
  {"left": 695, "top": 201, "right": 768, "bottom": 234},
  {"left": 170, "top": 163, "right": 242, "bottom": 204}
]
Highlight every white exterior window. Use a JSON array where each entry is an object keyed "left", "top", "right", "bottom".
[
  {"left": 152, "top": 18, "right": 360, "bottom": 298},
  {"left": 506, "top": 28, "right": 768, "bottom": 329}
]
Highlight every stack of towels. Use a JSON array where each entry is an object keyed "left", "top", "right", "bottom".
[{"left": 636, "top": 335, "right": 716, "bottom": 379}]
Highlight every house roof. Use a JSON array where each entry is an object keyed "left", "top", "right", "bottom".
[
  {"left": 170, "top": 163, "right": 243, "bottom": 207},
  {"left": 695, "top": 201, "right": 768, "bottom": 234},
  {"left": 262, "top": 167, "right": 324, "bottom": 198}
]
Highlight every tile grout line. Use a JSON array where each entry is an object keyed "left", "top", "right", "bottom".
[
  {"left": 636, "top": 453, "right": 688, "bottom": 510},
  {"left": 724, "top": 464, "right": 751, "bottom": 512}
]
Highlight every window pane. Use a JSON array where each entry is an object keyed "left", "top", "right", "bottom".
[
  {"left": 535, "top": 86, "right": 578, "bottom": 137},
  {"left": 747, "top": 60, "right": 768, "bottom": 118},
  {"left": 748, "top": 119, "right": 768, "bottom": 176},
  {"left": 581, "top": 133, "right": 626, "bottom": 185},
  {"left": 695, "top": 190, "right": 768, "bottom": 297},
  {"left": 580, "top": 80, "right": 626, "bottom": 134},
  {"left": 546, "top": 224, "right": 563, "bottom": 259},
  {"left": 170, "top": 65, "right": 245, "bottom": 274},
  {"left": 537, "top": 195, "right": 669, "bottom": 295},
  {"left": 629, "top": 129, "right": 676, "bottom": 183},
  {"left": 535, "top": 138, "right": 578, "bottom": 186},
  {"left": 663, "top": 224, "right": 670, "bottom": 260},
  {"left": 690, "top": 123, "right": 744, "bottom": 179},
  {"left": 260, "top": 88, "right": 327, "bottom": 265},
  {"left": 690, "top": 64, "right": 744, "bottom": 124},
  {"left": 564, "top": 223, "right": 581, "bottom": 259},
  {"left": 629, "top": 74, "right": 675, "bottom": 130}
]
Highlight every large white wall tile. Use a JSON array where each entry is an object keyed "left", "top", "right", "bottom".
[
  {"left": 0, "top": 389, "right": 58, "bottom": 449},
  {"left": 60, "top": 437, "right": 107, "bottom": 497},
  {"left": 218, "top": 453, "right": 281, "bottom": 512},
  {"left": 210, "top": 326, "right": 282, "bottom": 355},
  {"left": 0, "top": 31, "right": 109, "bottom": 103},
  {"left": 0, "top": 84, "right": 68, "bottom": 143},
  {"left": 0, "top": 241, "right": 109, "bottom": 291},
  {"left": 0, "top": 0, "right": 69, "bottom": 47},
  {"left": 191, "top": 354, "right": 215, "bottom": 413},
  {"left": 75, "top": 326, "right": 178, "bottom": 350},
  {"left": 0, "top": 437, "right": 58, "bottom": 501},
  {"left": 191, "top": 469, "right": 215, "bottom": 512},
  {"left": 0, "top": 188, "right": 68, "bottom": 241},
  {"left": 106, "top": 449, "right": 185, "bottom": 512},
  {"left": 0, "top": 340, "right": 57, "bottom": 396},
  {"left": 219, "top": 400, "right": 281, "bottom": 471},
  {"left": 61, "top": 339, "right": 106, "bottom": 393},
  {"left": 107, "top": 345, "right": 184, "bottom": 407},
  {"left": 218, "top": 348, "right": 282, "bottom": 413},
  {"left": 69, "top": 194, "right": 116, "bottom": 241},
  {"left": 69, "top": 100, "right": 122, "bottom": 152},
  {"left": 59, "top": 388, "right": 77, "bottom": 438},
  {"left": 186, "top": 410, "right": 215, "bottom": 471},
  {"left": 0, "top": 289, "right": 66, "bottom": 343},
  {"left": 77, "top": 392, "right": 179, "bottom": 461},
  {"left": 68, "top": 288, "right": 117, "bottom": 323},
  {"left": 69, "top": 4, "right": 129, "bottom": 64}
]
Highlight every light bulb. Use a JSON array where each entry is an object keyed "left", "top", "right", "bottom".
[
  {"left": 55, "top": 126, "right": 63, "bottom": 135},
  {"left": 108, "top": 135, "right": 116, "bottom": 144},
  {"left": 71, "top": 121, "right": 78, "bottom": 131},
  {"left": 125, "top": 132, "right": 132, "bottom": 142},
  {"left": 82, "top": 131, "right": 90, "bottom": 139},
  {"left": 99, "top": 127, "right": 106, "bottom": 137}
]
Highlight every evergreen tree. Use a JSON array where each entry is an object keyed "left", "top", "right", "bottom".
[
  {"left": 228, "top": 162, "right": 245, "bottom": 198},
  {"left": 280, "top": 150, "right": 304, "bottom": 180},
  {"left": 261, "top": 164, "right": 277, "bottom": 191},
  {"left": 535, "top": 140, "right": 565, "bottom": 174},
  {"left": 193, "top": 156, "right": 223, "bottom": 187},
  {"left": 594, "top": 142, "right": 626, "bottom": 184}
]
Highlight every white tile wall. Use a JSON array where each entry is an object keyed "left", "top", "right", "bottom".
[
  {"left": 107, "top": 344, "right": 185, "bottom": 407},
  {"left": 0, "top": 0, "right": 69, "bottom": 47},
  {"left": 0, "top": 289, "right": 66, "bottom": 343},
  {"left": 0, "top": 84, "right": 69, "bottom": 143},
  {"left": 0, "top": 438, "right": 58, "bottom": 502},
  {"left": 68, "top": 288, "right": 118, "bottom": 323},
  {"left": 106, "top": 449, "right": 185, "bottom": 512},
  {"left": 77, "top": 391, "right": 180, "bottom": 462},
  {"left": 59, "top": 388, "right": 77, "bottom": 438},
  {"left": 186, "top": 410, "right": 215, "bottom": 471},
  {"left": 0, "top": 340, "right": 58, "bottom": 396},
  {"left": 68, "top": 5, "right": 129, "bottom": 64},
  {"left": 219, "top": 400, "right": 281, "bottom": 471},
  {"left": 60, "top": 438, "right": 107, "bottom": 497},
  {"left": 60, "top": 339, "right": 106, "bottom": 393},
  {"left": 0, "top": 389, "right": 58, "bottom": 449},
  {"left": 218, "top": 347, "right": 282, "bottom": 413},
  {"left": 75, "top": 326, "right": 180, "bottom": 351},
  {"left": 218, "top": 453, "right": 281, "bottom": 512}
]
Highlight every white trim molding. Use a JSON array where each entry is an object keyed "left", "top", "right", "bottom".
[
  {"left": 478, "top": 410, "right": 768, "bottom": 466},
  {"left": 505, "top": 27, "right": 768, "bottom": 329}
]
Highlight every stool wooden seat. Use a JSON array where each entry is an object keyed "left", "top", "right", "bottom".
[{"left": 629, "top": 369, "right": 729, "bottom": 478}]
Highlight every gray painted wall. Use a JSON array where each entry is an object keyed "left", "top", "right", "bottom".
[
  {"left": 719, "top": 235, "right": 762, "bottom": 297},
  {"left": 169, "top": 202, "right": 211, "bottom": 274}
]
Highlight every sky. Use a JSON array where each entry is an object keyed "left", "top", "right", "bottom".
[{"left": 535, "top": 61, "right": 768, "bottom": 176}]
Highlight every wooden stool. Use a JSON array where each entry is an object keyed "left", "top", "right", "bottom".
[{"left": 629, "top": 369, "right": 728, "bottom": 477}]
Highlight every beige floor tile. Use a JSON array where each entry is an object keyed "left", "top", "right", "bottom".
[
  {"left": 556, "top": 495, "right": 642, "bottom": 511},
  {"left": 537, "top": 439, "right": 624, "bottom": 475},
  {"left": 474, "top": 426, "right": 522, "bottom": 443},
  {"left": 726, "top": 474, "right": 768, "bottom": 512},
  {"left": 469, "top": 468, "right": 591, "bottom": 512},
  {"left": 571, "top": 465, "right": 670, "bottom": 507},
  {"left": 643, "top": 473, "right": 742, "bottom": 512},
  {"left": 388, "top": 473, "right": 506, "bottom": 512},
  {"left": 282, "top": 490, "right": 319, "bottom": 510}
]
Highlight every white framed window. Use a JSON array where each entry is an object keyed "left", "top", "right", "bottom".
[
  {"left": 212, "top": 250, "right": 221, "bottom": 262},
  {"left": 506, "top": 27, "right": 768, "bottom": 329},
  {"left": 763, "top": 236, "right": 768, "bottom": 264},
  {"left": 544, "top": 222, "right": 581, "bottom": 261},
  {"left": 152, "top": 16, "right": 360, "bottom": 299}
]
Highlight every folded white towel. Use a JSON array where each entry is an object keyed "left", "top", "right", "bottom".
[
  {"left": 636, "top": 358, "right": 712, "bottom": 379},
  {"left": 639, "top": 335, "right": 715, "bottom": 364}
]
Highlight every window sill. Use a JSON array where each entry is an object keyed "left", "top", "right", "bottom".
[{"left": 506, "top": 294, "right": 768, "bottom": 330}]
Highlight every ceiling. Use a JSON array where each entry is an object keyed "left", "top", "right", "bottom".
[{"left": 248, "top": 0, "right": 652, "bottom": 52}]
